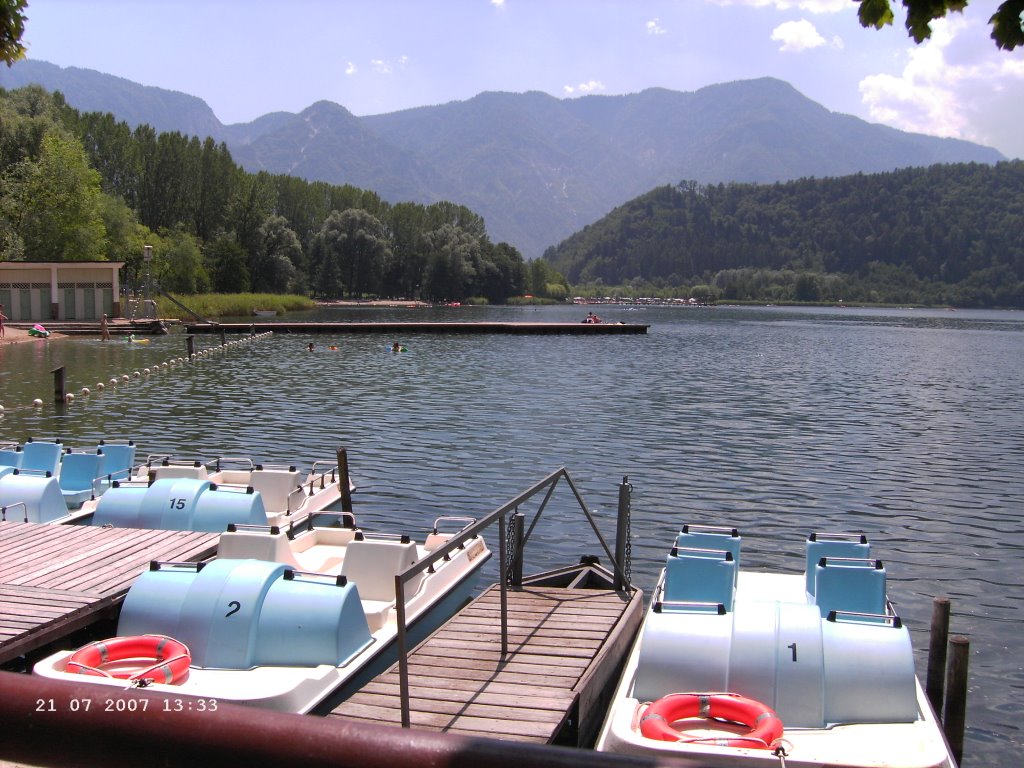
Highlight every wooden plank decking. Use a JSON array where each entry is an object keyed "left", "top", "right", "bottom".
[
  {"left": 0, "top": 521, "right": 218, "bottom": 664},
  {"left": 327, "top": 583, "right": 643, "bottom": 745}
]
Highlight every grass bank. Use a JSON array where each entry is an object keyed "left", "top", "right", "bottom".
[{"left": 155, "top": 293, "right": 317, "bottom": 319}]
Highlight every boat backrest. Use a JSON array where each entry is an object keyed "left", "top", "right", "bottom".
[
  {"left": 812, "top": 557, "right": 887, "bottom": 619},
  {"left": 0, "top": 446, "right": 22, "bottom": 469},
  {"left": 0, "top": 471, "right": 67, "bottom": 523},
  {"left": 217, "top": 526, "right": 301, "bottom": 568},
  {"left": 58, "top": 450, "right": 105, "bottom": 493},
  {"left": 661, "top": 546, "right": 736, "bottom": 612},
  {"left": 96, "top": 441, "right": 136, "bottom": 483},
  {"left": 248, "top": 468, "right": 302, "bottom": 513},
  {"left": 340, "top": 538, "right": 419, "bottom": 602},
  {"left": 675, "top": 524, "right": 741, "bottom": 570},
  {"left": 804, "top": 533, "right": 871, "bottom": 595},
  {"left": 21, "top": 440, "right": 63, "bottom": 476},
  {"left": 150, "top": 462, "right": 209, "bottom": 481}
]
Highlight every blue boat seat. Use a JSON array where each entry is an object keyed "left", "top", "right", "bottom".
[
  {"left": 661, "top": 546, "right": 736, "bottom": 613},
  {"left": 0, "top": 446, "right": 22, "bottom": 469},
  {"left": 805, "top": 533, "right": 871, "bottom": 596},
  {"left": 0, "top": 471, "right": 68, "bottom": 523},
  {"left": 21, "top": 439, "right": 63, "bottom": 476},
  {"left": 58, "top": 449, "right": 106, "bottom": 508},
  {"left": 813, "top": 557, "right": 887, "bottom": 619},
  {"left": 96, "top": 440, "right": 136, "bottom": 485}
]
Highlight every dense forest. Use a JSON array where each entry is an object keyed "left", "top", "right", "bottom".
[
  {"left": 544, "top": 164, "right": 1024, "bottom": 307},
  {"left": 0, "top": 85, "right": 570, "bottom": 303}
]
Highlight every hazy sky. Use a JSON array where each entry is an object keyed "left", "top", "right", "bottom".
[{"left": 20, "top": 0, "right": 1024, "bottom": 158}]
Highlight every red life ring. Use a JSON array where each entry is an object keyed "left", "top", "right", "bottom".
[
  {"left": 66, "top": 635, "right": 191, "bottom": 685},
  {"left": 639, "top": 693, "right": 783, "bottom": 749}
]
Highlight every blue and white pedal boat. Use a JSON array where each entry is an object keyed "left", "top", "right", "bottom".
[
  {"left": 34, "top": 516, "right": 490, "bottom": 713},
  {"left": 595, "top": 526, "right": 956, "bottom": 768}
]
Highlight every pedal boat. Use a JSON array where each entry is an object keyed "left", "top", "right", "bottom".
[
  {"left": 34, "top": 515, "right": 491, "bottom": 713},
  {"left": 595, "top": 526, "right": 956, "bottom": 768}
]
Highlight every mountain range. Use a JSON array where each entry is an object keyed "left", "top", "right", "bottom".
[{"left": 1, "top": 60, "right": 1005, "bottom": 259}]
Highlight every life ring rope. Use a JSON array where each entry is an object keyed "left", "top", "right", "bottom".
[
  {"left": 67, "top": 634, "right": 191, "bottom": 685},
  {"left": 639, "top": 692, "right": 783, "bottom": 749}
]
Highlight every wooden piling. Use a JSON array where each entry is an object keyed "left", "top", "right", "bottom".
[
  {"left": 52, "top": 366, "right": 66, "bottom": 403},
  {"left": 926, "top": 596, "right": 951, "bottom": 714},
  {"left": 336, "top": 447, "right": 353, "bottom": 513},
  {"left": 943, "top": 635, "right": 970, "bottom": 765},
  {"left": 186, "top": 335, "right": 195, "bottom": 357}
]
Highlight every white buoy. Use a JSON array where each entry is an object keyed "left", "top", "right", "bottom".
[
  {"left": 110, "top": 378, "right": 119, "bottom": 386},
  {"left": 65, "top": 393, "right": 74, "bottom": 403},
  {"left": 0, "top": 404, "right": 4, "bottom": 413},
  {"left": 32, "top": 398, "right": 43, "bottom": 407},
  {"left": 132, "top": 371, "right": 141, "bottom": 378},
  {"left": 96, "top": 382, "right": 105, "bottom": 391},
  {"left": 121, "top": 374, "right": 130, "bottom": 383},
  {"left": 81, "top": 388, "right": 91, "bottom": 396},
  {"left": 143, "top": 368, "right": 151, "bottom": 375}
]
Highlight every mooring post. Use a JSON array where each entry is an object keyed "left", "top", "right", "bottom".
[
  {"left": 336, "top": 447, "right": 353, "bottom": 513},
  {"left": 613, "top": 475, "right": 631, "bottom": 591},
  {"left": 220, "top": 329, "right": 227, "bottom": 346},
  {"left": 926, "top": 597, "right": 951, "bottom": 715},
  {"left": 944, "top": 635, "right": 969, "bottom": 765},
  {"left": 186, "top": 336, "right": 195, "bottom": 358},
  {"left": 52, "top": 366, "right": 66, "bottom": 403}
]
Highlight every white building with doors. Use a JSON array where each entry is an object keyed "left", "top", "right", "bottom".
[{"left": 0, "top": 261, "right": 124, "bottom": 321}]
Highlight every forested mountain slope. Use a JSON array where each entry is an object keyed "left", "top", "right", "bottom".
[
  {"left": 543, "top": 163, "right": 1024, "bottom": 307},
  {"left": 1, "top": 61, "right": 1004, "bottom": 259}
]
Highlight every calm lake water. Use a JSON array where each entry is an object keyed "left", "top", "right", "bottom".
[{"left": 2, "top": 303, "right": 1022, "bottom": 765}]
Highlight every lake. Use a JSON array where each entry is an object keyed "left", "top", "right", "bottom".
[{"left": 2, "top": 303, "right": 1022, "bottom": 765}]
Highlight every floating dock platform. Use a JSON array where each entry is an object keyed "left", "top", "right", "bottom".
[
  {"left": 183, "top": 321, "right": 649, "bottom": 335},
  {"left": 0, "top": 521, "right": 218, "bottom": 665},
  {"left": 326, "top": 582, "right": 643, "bottom": 746}
]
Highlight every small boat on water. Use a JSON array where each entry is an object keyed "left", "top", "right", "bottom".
[
  {"left": 252, "top": 309, "right": 277, "bottom": 317},
  {"left": 34, "top": 514, "right": 491, "bottom": 713},
  {"left": 595, "top": 526, "right": 956, "bottom": 768}
]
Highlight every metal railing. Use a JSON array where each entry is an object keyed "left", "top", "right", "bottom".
[{"left": 392, "top": 467, "right": 634, "bottom": 728}]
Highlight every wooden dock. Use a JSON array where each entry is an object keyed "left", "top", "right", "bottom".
[
  {"left": 326, "top": 583, "right": 643, "bottom": 745},
  {"left": 183, "top": 321, "right": 649, "bottom": 336},
  {"left": 0, "top": 522, "right": 218, "bottom": 665}
]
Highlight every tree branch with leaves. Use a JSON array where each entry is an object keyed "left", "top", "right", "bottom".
[{"left": 858, "top": 0, "right": 1024, "bottom": 50}]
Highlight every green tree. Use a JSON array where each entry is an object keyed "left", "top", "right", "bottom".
[
  {"left": 2, "top": 130, "right": 107, "bottom": 260},
  {"left": 157, "top": 227, "right": 210, "bottom": 294},
  {"left": 257, "top": 214, "right": 303, "bottom": 293},
  {"left": 0, "top": 0, "right": 27, "bottom": 65},
  {"left": 857, "top": 0, "right": 1024, "bottom": 50},
  {"left": 204, "top": 231, "right": 250, "bottom": 293}
]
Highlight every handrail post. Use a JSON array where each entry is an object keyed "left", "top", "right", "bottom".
[
  {"left": 498, "top": 513, "right": 508, "bottom": 657},
  {"left": 613, "top": 476, "right": 631, "bottom": 591},
  {"left": 395, "top": 575, "right": 410, "bottom": 728},
  {"left": 511, "top": 512, "right": 525, "bottom": 587}
]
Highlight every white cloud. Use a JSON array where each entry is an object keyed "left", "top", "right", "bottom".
[
  {"left": 371, "top": 59, "right": 392, "bottom": 74},
  {"left": 563, "top": 80, "right": 607, "bottom": 96},
  {"left": 646, "top": 18, "right": 667, "bottom": 35},
  {"left": 490, "top": 0, "right": 506, "bottom": 8},
  {"left": 345, "top": 62, "right": 357, "bottom": 76},
  {"left": 859, "top": 15, "right": 1024, "bottom": 152},
  {"left": 705, "top": 0, "right": 848, "bottom": 12},
  {"left": 771, "top": 19, "right": 826, "bottom": 51}
]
